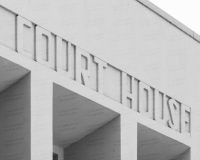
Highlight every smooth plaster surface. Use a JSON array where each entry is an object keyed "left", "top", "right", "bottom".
[
  {"left": 0, "top": 23, "right": 192, "bottom": 160},
  {"left": 0, "top": 0, "right": 198, "bottom": 106},
  {"left": 0, "top": 0, "right": 199, "bottom": 159}
]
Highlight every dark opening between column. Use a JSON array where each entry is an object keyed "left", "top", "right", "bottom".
[{"left": 53, "top": 153, "right": 58, "bottom": 160}]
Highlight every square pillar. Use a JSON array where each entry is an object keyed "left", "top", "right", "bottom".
[
  {"left": 121, "top": 113, "right": 137, "bottom": 160},
  {"left": 31, "top": 70, "right": 53, "bottom": 160}
]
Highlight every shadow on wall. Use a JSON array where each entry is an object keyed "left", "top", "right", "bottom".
[
  {"left": 64, "top": 116, "right": 121, "bottom": 160},
  {"left": 53, "top": 83, "right": 120, "bottom": 160},
  {"left": 138, "top": 123, "right": 190, "bottom": 160},
  {"left": 0, "top": 73, "right": 30, "bottom": 160}
]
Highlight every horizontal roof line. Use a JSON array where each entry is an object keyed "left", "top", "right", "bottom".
[{"left": 136, "top": 0, "right": 200, "bottom": 43}]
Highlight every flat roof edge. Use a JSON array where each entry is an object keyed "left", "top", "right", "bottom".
[
  {"left": 1, "top": 1, "right": 200, "bottom": 44},
  {"left": 136, "top": 0, "right": 200, "bottom": 43}
]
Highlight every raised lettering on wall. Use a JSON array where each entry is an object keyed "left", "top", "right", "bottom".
[
  {"left": 36, "top": 26, "right": 55, "bottom": 69},
  {"left": 139, "top": 82, "right": 151, "bottom": 118},
  {"left": 56, "top": 36, "right": 72, "bottom": 78},
  {"left": 15, "top": 11, "right": 191, "bottom": 136},
  {"left": 75, "top": 48, "right": 90, "bottom": 87},
  {"left": 122, "top": 72, "right": 135, "bottom": 109},
  {"left": 17, "top": 16, "right": 34, "bottom": 59},
  {"left": 168, "top": 99, "right": 179, "bottom": 130},
  {"left": 154, "top": 90, "right": 166, "bottom": 125},
  {"left": 94, "top": 57, "right": 107, "bottom": 94}
]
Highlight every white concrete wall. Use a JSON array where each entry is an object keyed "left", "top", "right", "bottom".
[
  {"left": 0, "top": 0, "right": 199, "bottom": 105},
  {"left": 0, "top": 33, "right": 191, "bottom": 160},
  {"left": 0, "top": 0, "right": 199, "bottom": 159},
  {"left": 0, "top": 74, "right": 30, "bottom": 160}
]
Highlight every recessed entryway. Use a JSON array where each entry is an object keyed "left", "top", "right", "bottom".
[
  {"left": 53, "top": 83, "right": 120, "bottom": 160},
  {"left": 138, "top": 123, "right": 190, "bottom": 160}
]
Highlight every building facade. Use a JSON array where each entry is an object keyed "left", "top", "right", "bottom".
[{"left": 0, "top": 0, "right": 198, "bottom": 159}]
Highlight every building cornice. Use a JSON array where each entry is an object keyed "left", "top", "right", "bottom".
[{"left": 137, "top": 0, "right": 200, "bottom": 43}]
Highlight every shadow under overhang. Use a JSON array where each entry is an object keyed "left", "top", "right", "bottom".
[
  {"left": 53, "top": 83, "right": 120, "bottom": 148},
  {"left": 0, "top": 56, "right": 30, "bottom": 93},
  {"left": 138, "top": 123, "right": 190, "bottom": 160}
]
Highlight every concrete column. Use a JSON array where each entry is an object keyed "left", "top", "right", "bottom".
[
  {"left": 31, "top": 70, "right": 53, "bottom": 160},
  {"left": 120, "top": 113, "right": 137, "bottom": 160}
]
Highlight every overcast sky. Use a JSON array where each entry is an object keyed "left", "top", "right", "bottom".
[{"left": 149, "top": 0, "right": 200, "bottom": 35}]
